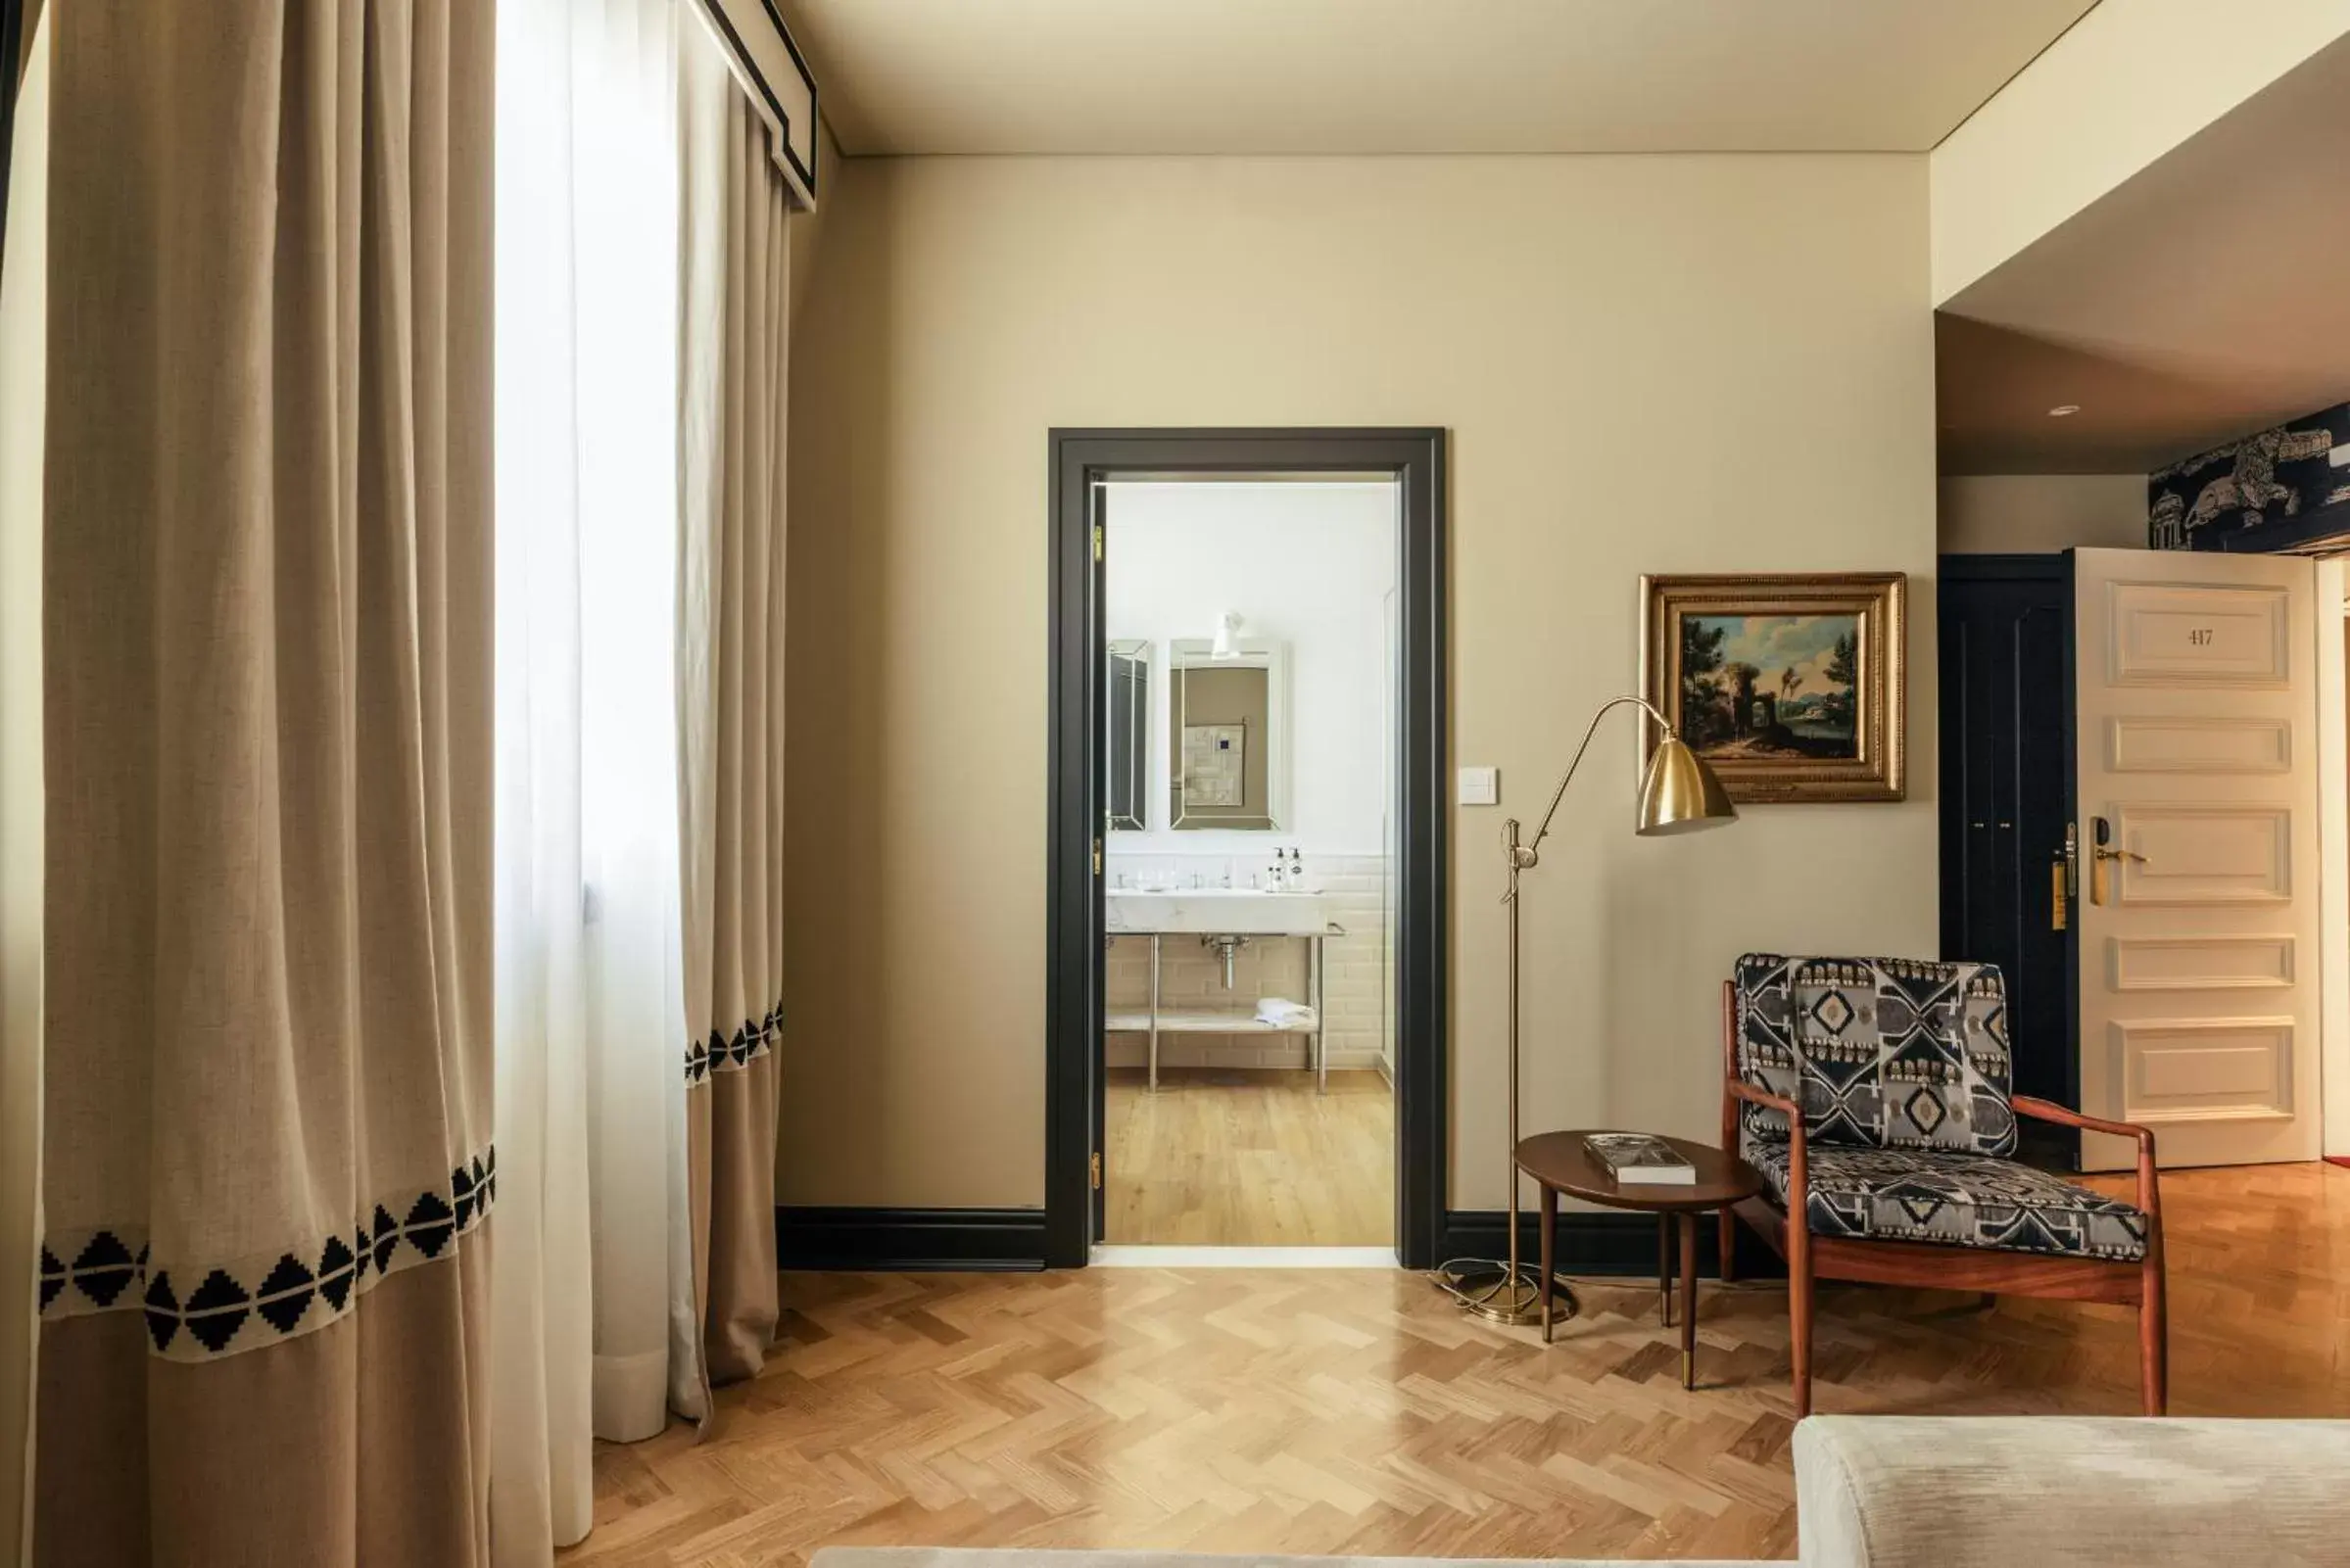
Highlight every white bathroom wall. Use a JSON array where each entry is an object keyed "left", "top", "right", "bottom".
[{"left": 1105, "top": 479, "right": 1399, "bottom": 857}]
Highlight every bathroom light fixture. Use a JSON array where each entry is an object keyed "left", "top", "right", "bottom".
[
  {"left": 1210, "top": 610, "right": 1245, "bottom": 660},
  {"left": 2048, "top": 404, "right": 2082, "bottom": 417}
]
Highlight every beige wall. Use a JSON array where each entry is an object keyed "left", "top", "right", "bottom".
[
  {"left": 1939, "top": 473, "right": 2146, "bottom": 555},
  {"left": 781, "top": 153, "right": 1940, "bottom": 1210},
  {"left": 1932, "top": 0, "right": 2350, "bottom": 304},
  {"left": 785, "top": 118, "right": 838, "bottom": 327}
]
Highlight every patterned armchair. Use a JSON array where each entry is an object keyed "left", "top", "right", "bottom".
[{"left": 1719, "top": 954, "right": 2166, "bottom": 1417}]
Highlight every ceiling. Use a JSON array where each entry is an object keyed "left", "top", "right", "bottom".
[
  {"left": 1938, "top": 32, "right": 2350, "bottom": 474},
  {"left": 780, "top": 0, "right": 2099, "bottom": 157}
]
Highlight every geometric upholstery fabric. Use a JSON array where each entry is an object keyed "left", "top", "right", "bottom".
[
  {"left": 1744, "top": 1141, "right": 2149, "bottom": 1262},
  {"left": 1734, "top": 953, "right": 2017, "bottom": 1158}
]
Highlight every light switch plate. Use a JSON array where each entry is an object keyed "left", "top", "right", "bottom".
[{"left": 1458, "top": 766, "right": 1499, "bottom": 806}]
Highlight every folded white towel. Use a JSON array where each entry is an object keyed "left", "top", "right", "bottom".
[{"left": 1254, "top": 998, "right": 1317, "bottom": 1028}]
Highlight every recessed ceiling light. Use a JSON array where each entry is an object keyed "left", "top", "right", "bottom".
[{"left": 2048, "top": 404, "right": 2082, "bottom": 417}]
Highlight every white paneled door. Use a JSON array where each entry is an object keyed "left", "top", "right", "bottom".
[{"left": 2073, "top": 546, "right": 2323, "bottom": 1170}]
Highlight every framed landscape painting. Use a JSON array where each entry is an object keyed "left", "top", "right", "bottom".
[{"left": 1640, "top": 572, "right": 1906, "bottom": 803}]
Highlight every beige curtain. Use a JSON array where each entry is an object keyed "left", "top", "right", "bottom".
[
  {"left": 676, "top": 37, "right": 789, "bottom": 1415},
  {"left": 36, "top": 4, "right": 495, "bottom": 1562}
]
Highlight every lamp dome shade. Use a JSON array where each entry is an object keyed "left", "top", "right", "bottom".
[{"left": 1636, "top": 736, "right": 1737, "bottom": 835}]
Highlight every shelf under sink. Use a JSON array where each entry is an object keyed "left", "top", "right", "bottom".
[{"left": 1105, "top": 1008, "right": 1319, "bottom": 1034}]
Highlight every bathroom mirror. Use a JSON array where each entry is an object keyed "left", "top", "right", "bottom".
[
  {"left": 1169, "top": 638, "right": 1288, "bottom": 832},
  {"left": 1106, "top": 640, "right": 1150, "bottom": 832}
]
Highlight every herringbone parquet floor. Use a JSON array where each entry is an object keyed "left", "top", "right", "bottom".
[{"left": 563, "top": 1162, "right": 2350, "bottom": 1566}]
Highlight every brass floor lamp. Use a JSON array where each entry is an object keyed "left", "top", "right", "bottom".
[{"left": 1437, "top": 694, "right": 1738, "bottom": 1325}]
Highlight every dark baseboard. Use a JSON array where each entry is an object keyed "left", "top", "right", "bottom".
[
  {"left": 775, "top": 1204, "right": 1782, "bottom": 1278},
  {"left": 775, "top": 1207, "right": 1048, "bottom": 1272},
  {"left": 1439, "top": 1208, "right": 1784, "bottom": 1280}
]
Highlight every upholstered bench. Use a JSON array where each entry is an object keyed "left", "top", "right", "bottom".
[{"left": 811, "top": 1416, "right": 2350, "bottom": 1568}]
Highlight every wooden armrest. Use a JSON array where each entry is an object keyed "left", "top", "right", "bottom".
[
  {"left": 1726, "top": 1079, "right": 1799, "bottom": 1118},
  {"left": 2012, "top": 1096, "right": 2163, "bottom": 1227},
  {"left": 1723, "top": 1080, "right": 1809, "bottom": 1227},
  {"left": 2012, "top": 1095, "right": 2153, "bottom": 1147}
]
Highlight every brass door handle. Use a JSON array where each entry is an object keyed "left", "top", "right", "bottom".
[
  {"left": 2087, "top": 838, "right": 2144, "bottom": 907},
  {"left": 2084, "top": 816, "right": 2148, "bottom": 906}
]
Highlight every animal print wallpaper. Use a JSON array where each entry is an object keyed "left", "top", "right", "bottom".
[{"left": 2149, "top": 400, "right": 2350, "bottom": 550}]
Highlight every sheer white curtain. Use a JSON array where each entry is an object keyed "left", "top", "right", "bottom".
[
  {"left": 0, "top": 14, "right": 51, "bottom": 1560},
  {"left": 491, "top": 0, "right": 695, "bottom": 1560}
]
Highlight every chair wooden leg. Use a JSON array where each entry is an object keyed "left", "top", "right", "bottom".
[
  {"left": 1679, "top": 1209, "right": 1699, "bottom": 1390},
  {"left": 2140, "top": 1249, "right": 2168, "bottom": 1416},
  {"left": 1657, "top": 1213, "right": 1673, "bottom": 1327},
  {"left": 1789, "top": 1228, "right": 1813, "bottom": 1419},
  {"left": 1540, "top": 1183, "right": 1558, "bottom": 1345},
  {"left": 1717, "top": 1204, "right": 1736, "bottom": 1284}
]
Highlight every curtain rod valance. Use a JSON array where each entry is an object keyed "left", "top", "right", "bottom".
[{"left": 687, "top": 0, "right": 819, "bottom": 209}]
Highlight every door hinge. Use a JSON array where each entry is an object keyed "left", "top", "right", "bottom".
[
  {"left": 1092, "top": 524, "right": 1104, "bottom": 562},
  {"left": 1089, "top": 1151, "right": 1102, "bottom": 1190},
  {"left": 1092, "top": 838, "right": 1103, "bottom": 876}
]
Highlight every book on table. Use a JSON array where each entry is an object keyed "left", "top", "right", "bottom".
[{"left": 1582, "top": 1132, "right": 1696, "bottom": 1185}]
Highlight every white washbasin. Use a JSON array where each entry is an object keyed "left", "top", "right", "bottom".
[{"left": 1106, "top": 887, "right": 1329, "bottom": 936}]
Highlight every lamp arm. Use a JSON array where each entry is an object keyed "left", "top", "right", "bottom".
[{"left": 1509, "top": 694, "right": 1675, "bottom": 889}]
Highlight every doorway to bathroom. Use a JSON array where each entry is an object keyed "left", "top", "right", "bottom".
[{"left": 1045, "top": 429, "right": 1448, "bottom": 1268}]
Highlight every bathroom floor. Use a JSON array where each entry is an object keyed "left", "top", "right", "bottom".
[{"left": 1103, "top": 1067, "right": 1393, "bottom": 1247}]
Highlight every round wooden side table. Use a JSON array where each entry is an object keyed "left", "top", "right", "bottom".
[{"left": 1513, "top": 1130, "right": 1763, "bottom": 1389}]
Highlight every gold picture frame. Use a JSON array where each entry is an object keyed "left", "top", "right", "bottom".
[{"left": 1639, "top": 572, "right": 1906, "bottom": 804}]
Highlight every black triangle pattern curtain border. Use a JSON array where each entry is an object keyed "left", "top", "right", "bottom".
[
  {"left": 684, "top": 1002, "right": 783, "bottom": 1084},
  {"left": 37, "top": 1147, "right": 497, "bottom": 1360}
]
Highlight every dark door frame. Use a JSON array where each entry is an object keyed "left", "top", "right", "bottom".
[
  {"left": 0, "top": 0, "right": 24, "bottom": 265},
  {"left": 1046, "top": 428, "right": 1448, "bottom": 1268}
]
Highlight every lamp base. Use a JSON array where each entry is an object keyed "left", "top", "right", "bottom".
[{"left": 1432, "top": 1259, "right": 1577, "bottom": 1326}]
